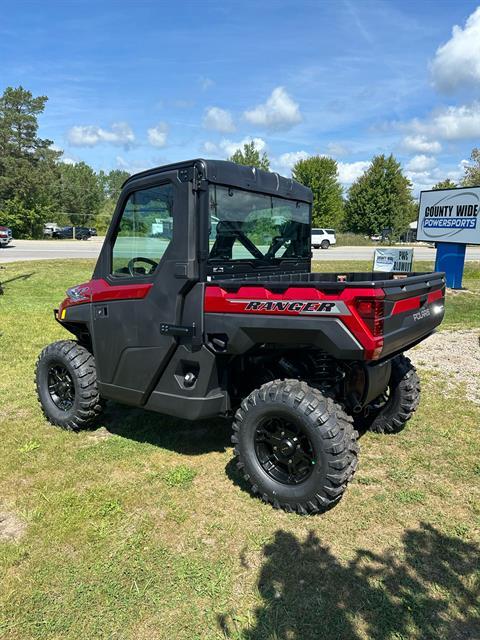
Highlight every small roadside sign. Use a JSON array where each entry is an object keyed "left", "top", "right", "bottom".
[{"left": 373, "top": 248, "right": 413, "bottom": 273}]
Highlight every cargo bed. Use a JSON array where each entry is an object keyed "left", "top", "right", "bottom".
[{"left": 204, "top": 271, "right": 446, "bottom": 361}]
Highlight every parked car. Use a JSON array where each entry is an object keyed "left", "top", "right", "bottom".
[
  {"left": 88, "top": 227, "right": 97, "bottom": 236},
  {"left": 43, "top": 222, "right": 60, "bottom": 237},
  {"left": 311, "top": 228, "right": 336, "bottom": 249},
  {"left": 52, "top": 226, "right": 92, "bottom": 240},
  {"left": 0, "top": 226, "right": 13, "bottom": 247},
  {"left": 370, "top": 228, "right": 392, "bottom": 243}
]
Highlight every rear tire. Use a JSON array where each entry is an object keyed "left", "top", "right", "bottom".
[
  {"left": 357, "top": 354, "right": 420, "bottom": 434},
  {"left": 232, "top": 379, "right": 359, "bottom": 514},
  {"left": 321, "top": 240, "right": 330, "bottom": 249},
  {"left": 35, "top": 340, "right": 103, "bottom": 431}
]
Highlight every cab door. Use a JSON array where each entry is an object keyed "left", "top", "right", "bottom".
[{"left": 91, "top": 171, "right": 195, "bottom": 406}]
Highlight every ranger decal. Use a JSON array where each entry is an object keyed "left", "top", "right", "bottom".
[{"left": 228, "top": 299, "right": 351, "bottom": 315}]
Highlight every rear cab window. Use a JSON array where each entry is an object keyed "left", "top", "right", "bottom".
[{"left": 208, "top": 185, "right": 310, "bottom": 271}]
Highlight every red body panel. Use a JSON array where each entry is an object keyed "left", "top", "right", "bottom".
[
  {"left": 59, "top": 279, "right": 152, "bottom": 314},
  {"left": 205, "top": 285, "right": 385, "bottom": 359}
]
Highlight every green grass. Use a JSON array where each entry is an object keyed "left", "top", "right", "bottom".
[
  {"left": 0, "top": 260, "right": 479, "bottom": 640},
  {"left": 335, "top": 232, "right": 378, "bottom": 246}
]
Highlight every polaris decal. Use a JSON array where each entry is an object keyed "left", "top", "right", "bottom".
[
  {"left": 413, "top": 307, "right": 431, "bottom": 322},
  {"left": 228, "top": 299, "right": 351, "bottom": 315}
]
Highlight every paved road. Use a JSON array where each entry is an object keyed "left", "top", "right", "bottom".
[
  {"left": 1, "top": 238, "right": 480, "bottom": 263},
  {"left": 0, "top": 238, "right": 105, "bottom": 263}
]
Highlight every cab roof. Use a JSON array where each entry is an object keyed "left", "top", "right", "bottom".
[{"left": 123, "top": 158, "right": 313, "bottom": 203}]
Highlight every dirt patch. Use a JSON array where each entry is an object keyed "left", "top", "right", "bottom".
[
  {"left": 0, "top": 511, "right": 26, "bottom": 542},
  {"left": 410, "top": 330, "right": 480, "bottom": 405},
  {"left": 86, "top": 427, "right": 114, "bottom": 442}
]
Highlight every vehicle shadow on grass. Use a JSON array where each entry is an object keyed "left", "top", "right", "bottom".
[
  {"left": 101, "top": 401, "right": 231, "bottom": 455},
  {"left": 219, "top": 523, "right": 480, "bottom": 640}
]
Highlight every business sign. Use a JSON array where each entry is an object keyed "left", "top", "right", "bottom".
[
  {"left": 417, "top": 186, "right": 480, "bottom": 245},
  {"left": 373, "top": 248, "right": 413, "bottom": 273}
]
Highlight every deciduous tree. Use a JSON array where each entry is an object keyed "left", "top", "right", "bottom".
[
  {"left": 345, "top": 155, "right": 413, "bottom": 238},
  {"left": 292, "top": 156, "right": 344, "bottom": 228},
  {"left": 462, "top": 148, "right": 480, "bottom": 186},
  {"left": 57, "top": 162, "right": 104, "bottom": 226}
]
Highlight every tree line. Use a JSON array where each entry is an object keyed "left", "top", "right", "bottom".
[
  {"left": 1, "top": 86, "right": 479, "bottom": 239},
  {"left": 230, "top": 142, "right": 480, "bottom": 239},
  {"left": 0, "top": 86, "right": 129, "bottom": 237}
]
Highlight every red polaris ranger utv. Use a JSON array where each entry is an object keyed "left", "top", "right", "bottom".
[{"left": 36, "top": 160, "right": 446, "bottom": 514}]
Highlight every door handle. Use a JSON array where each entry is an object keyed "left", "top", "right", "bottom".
[{"left": 160, "top": 323, "right": 195, "bottom": 337}]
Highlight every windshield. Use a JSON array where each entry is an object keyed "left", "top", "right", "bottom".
[{"left": 208, "top": 185, "right": 310, "bottom": 267}]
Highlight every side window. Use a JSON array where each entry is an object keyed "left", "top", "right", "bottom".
[{"left": 111, "top": 184, "right": 174, "bottom": 277}]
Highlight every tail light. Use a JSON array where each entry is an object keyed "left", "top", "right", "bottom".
[{"left": 355, "top": 298, "right": 385, "bottom": 337}]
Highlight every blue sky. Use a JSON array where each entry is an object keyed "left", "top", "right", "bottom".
[{"left": 2, "top": 0, "right": 480, "bottom": 194}]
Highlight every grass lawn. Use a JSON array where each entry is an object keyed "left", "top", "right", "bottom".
[{"left": 1, "top": 259, "right": 479, "bottom": 640}]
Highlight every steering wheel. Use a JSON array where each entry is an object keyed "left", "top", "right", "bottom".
[{"left": 127, "top": 256, "right": 158, "bottom": 276}]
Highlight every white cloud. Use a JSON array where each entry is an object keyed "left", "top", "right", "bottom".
[
  {"left": 272, "top": 151, "right": 310, "bottom": 174},
  {"left": 406, "top": 102, "right": 480, "bottom": 141},
  {"left": 431, "top": 7, "right": 480, "bottom": 93},
  {"left": 326, "top": 142, "right": 350, "bottom": 157},
  {"left": 406, "top": 155, "right": 437, "bottom": 172},
  {"left": 68, "top": 122, "right": 134, "bottom": 147},
  {"left": 49, "top": 142, "right": 77, "bottom": 164},
  {"left": 402, "top": 135, "right": 442, "bottom": 154},
  {"left": 199, "top": 76, "right": 214, "bottom": 91},
  {"left": 202, "top": 107, "right": 235, "bottom": 133},
  {"left": 115, "top": 156, "right": 148, "bottom": 174},
  {"left": 337, "top": 160, "right": 370, "bottom": 185},
  {"left": 147, "top": 122, "right": 168, "bottom": 147},
  {"left": 203, "top": 136, "right": 267, "bottom": 158},
  {"left": 405, "top": 160, "right": 465, "bottom": 196},
  {"left": 244, "top": 87, "right": 302, "bottom": 130}
]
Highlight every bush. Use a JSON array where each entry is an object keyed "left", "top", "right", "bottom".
[{"left": 0, "top": 197, "right": 52, "bottom": 238}]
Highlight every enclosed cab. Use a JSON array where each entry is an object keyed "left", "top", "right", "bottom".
[{"left": 35, "top": 160, "right": 445, "bottom": 515}]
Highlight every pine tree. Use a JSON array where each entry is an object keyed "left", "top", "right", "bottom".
[
  {"left": 228, "top": 141, "right": 270, "bottom": 171},
  {"left": 432, "top": 179, "right": 457, "bottom": 190}
]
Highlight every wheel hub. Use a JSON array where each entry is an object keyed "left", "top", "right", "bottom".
[
  {"left": 47, "top": 364, "right": 75, "bottom": 412},
  {"left": 254, "top": 417, "right": 315, "bottom": 485},
  {"left": 278, "top": 438, "right": 295, "bottom": 457}
]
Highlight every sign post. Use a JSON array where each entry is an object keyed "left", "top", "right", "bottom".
[{"left": 417, "top": 186, "right": 480, "bottom": 289}]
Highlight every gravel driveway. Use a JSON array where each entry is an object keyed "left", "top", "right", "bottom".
[{"left": 411, "top": 330, "right": 480, "bottom": 405}]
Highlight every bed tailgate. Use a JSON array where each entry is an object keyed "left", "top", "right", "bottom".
[{"left": 381, "top": 272, "right": 446, "bottom": 358}]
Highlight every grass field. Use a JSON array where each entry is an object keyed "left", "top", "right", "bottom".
[{"left": 1, "top": 259, "right": 479, "bottom": 640}]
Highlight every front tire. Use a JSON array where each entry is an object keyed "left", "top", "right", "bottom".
[
  {"left": 35, "top": 340, "right": 103, "bottom": 431},
  {"left": 232, "top": 379, "right": 359, "bottom": 514},
  {"left": 321, "top": 239, "right": 330, "bottom": 249},
  {"left": 358, "top": 354, "right": 420, "bottom": 434}
]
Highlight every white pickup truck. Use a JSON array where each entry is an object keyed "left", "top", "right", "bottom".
[{"left": 311, "top": 228, "right": 336, "bottom": 249}]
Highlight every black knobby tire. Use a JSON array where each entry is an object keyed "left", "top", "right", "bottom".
[
  {"left": 358, "top": 354, "right": 420, "bottom": 434},
  {"left": 232, "top": 379, "right": 359, "bottom": 514},
  {"left": 35, "top": 340, "right": 103, "bottom": 431}
]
